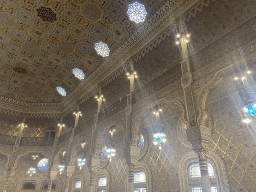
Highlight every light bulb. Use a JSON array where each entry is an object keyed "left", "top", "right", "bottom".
[
  {"left": 176, "top": 34, "right": 180, "bottom": 38},
  {"left": 242, "top": 77, "right": 246, "bottom": 81},
  {"left": 126, "top": 72, "right": 130, "bottom": 76},
  {"left": 186, "top": 34, "right": 190, "bottom": 38},
  {"left": 243, "top": 118, "right": 251, "bottom": 124},
  {"left": 247, "top": 71, "right": 251, "bottom": 74},
  {"left": 159, "top": 146, "right": 162, "bottom": 150},
  {"left": 176, "top": 41, "right": 179, "bottom": 45},
  {"left": 234, "top": 77, "right": 238, "bottom": 80}
]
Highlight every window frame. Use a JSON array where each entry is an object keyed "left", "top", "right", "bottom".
[
  {"left": 178, "top": 151, "right": 229, "bottom": 192},
  {"left": 95, "top": 169, "right": 110, "bottom": 192}
]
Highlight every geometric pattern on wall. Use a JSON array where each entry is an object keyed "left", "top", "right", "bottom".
[
  {"left": 206, "top": 81, "right": 256, "bottom": 192},
  {"left": 106, "top": 130, "right": 127, "bottom": 192},
  {"left": 139, "top": 104, "right": 190, "bottom": 192}
]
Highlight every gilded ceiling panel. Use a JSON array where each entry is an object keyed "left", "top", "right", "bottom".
[{"left": 0, "top": 0, "right": 167, "bottom": 103}]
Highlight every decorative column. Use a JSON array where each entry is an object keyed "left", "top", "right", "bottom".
[
  {"left": 64, "top": 109, "right": 82, "bottom": 192},
  {"left": 47, "top": 118, "right": 64, "bottom": 192},
  {"left": 198, "top": 150, "right": 211, "bottom": 190},
  {"left": 89, "top": 171, "right": 95, "bottom": 192},
  {"left": 175, "top": 19, "right": 211, "bottom": 192},
  {"left": 47, "top": 171, "right": 57, "bottom": 192},
  {"left": 3, "top": 117, "right": 27, "bottom": 192},
  {"left": 125, "top": 64, "right": 140, "bottom": 192},
  {"left": 89, "top": 158, "right": 100, "bottom": 192}
]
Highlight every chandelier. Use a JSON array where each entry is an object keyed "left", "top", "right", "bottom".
[
  {"left": 59, "top": 165, "right": 65, "bottom": 174},
  {"left": 28, "top": 167, "right": 36, "bottom": 177},
  {"left": 153, "top": 132, "right": 166, "bottom": 150},
  {"left": 234, "top": 70, "right": 255, "bottom": 124},
  {"left": 106, "top": 148, "right": 116, "bottom": 162},
  {"left": 27, "top": 155, "right": 38, "bottom": 177},
  {"left": 78, "top": 158, "right": 86, "bottom": 169}
]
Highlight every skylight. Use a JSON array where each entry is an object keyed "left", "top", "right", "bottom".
[
  {"left": 56, "top": 86, "right": 66, "bottom": 96},
  {"left": 127, "top": 2, "right": 147, "bottom": 24},
  {"left": 72, "top": 68, "right": 85, "bottom": 80},
  {"left": 95, "top": 42, "right": 110, "bottom": 57}
]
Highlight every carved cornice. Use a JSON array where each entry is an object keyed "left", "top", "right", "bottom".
[{"left": 0, "top": 0, "right": 203, "bottom": 118}]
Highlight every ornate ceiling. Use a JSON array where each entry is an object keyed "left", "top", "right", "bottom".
[
  {"left": 0, "top": 0, "right": 168, "bottom": 103},
  {"left": 0, "top": 0, "right": 199, "bottom": 117}
]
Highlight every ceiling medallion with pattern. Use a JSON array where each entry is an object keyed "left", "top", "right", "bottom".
[{"left": 37, "top": 7, "right": 57, "bottom": 22}]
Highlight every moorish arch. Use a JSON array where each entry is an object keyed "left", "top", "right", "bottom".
[{"left": 131, "top": 98, "right": 186, "bottom": 147}]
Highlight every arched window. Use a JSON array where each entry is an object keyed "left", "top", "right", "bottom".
[
  {"left": 189, "top": 163, "right": 218, "bottom": 192},
  {"left": 97, "top": 177, "right": 107, "bottom": 192},
  {"left": 75, "top": 181, "right": 81, "bottom": 189},
  {"left": 179, "top": 151, "right": 229, "bottom": 192},
  {"left": 37, "top": 158, "right": 48, "bottom": 172},
  {"left": 134, "top": 172, "right": 146, "bottom": 192}
]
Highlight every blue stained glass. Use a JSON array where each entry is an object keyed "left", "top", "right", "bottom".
[
  {"left": 98, "top": 178, "right": 107, "bottom": 186},
  {"left": 95, "top": 42, "right": 110, "bottom": 57},
  {"left": 56, "top": 86, "right": 66, "bottom": 96},
  {"left": 75, "top": 181, "right": 81, "bottom": 189},
  {"left": 138, "top": 134, "right": 144, "bottom": 149},
  {"left": 127, "top": 2, "right": 147, "bottom": 24},
  {"left": 73, "top": 68, "right": 85, "bottom": 80},
  {"left": 244, "top": 103, "right": 256, "bottom": 115},
  {"left": 38, "top": 158, "right": 48, "bottom": 172},
  {"left": 134, "top": 172, "right": 146, "bottom": 183}
]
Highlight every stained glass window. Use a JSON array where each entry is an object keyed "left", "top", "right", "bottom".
[
  {"left": 95, "top": 42, "right": 110, "bottom": 57},
  {"left": 127, "top": 2, "right": 147, "bottom": 24},
  {"left": 38, "top": 158, "right": 48, "bottom": 172},
  {"left": 56, "top": 86, "right": 66, "bottom": 96},
  {"left": 134, "top": 172, "right": 146, "bottom": 183},
  {"left": 191, "top": 187, "right": 202, "bottom": 192},
  {"left": 190, "top": 163, "right": 215, "bottom": 178},
  {"left": 73, "top": 68, "right": 85, "bottom": 80},
  {"left": 75, "top": 181, "right": 81, "bottom": 189},
  {"left": 211, "top": 187, "right": 218, "bottom": 192},
  {"left": 138, "top": 134, "right": 144, "bottom": 149},
  {"left": 98, "top": 178, "right": 107, "bottom": 186}
]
